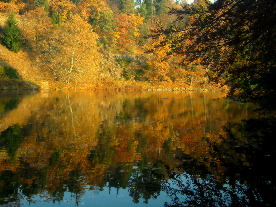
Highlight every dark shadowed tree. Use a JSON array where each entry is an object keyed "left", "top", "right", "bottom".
[{"left": 170, "top": 0, "right": 276, "bottom": 111}]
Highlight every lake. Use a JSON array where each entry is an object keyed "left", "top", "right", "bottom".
[{"left": 0, "top": 91, "right": 275, "bottom": 206}]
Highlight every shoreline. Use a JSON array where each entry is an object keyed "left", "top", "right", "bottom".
[{"left": 0, "top": 79, "right": 228, "bottom": 93}]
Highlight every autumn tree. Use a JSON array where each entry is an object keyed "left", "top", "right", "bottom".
[
  {"left": 49, "top": 0, "right": 76, "bottom": 23},
  {"left": 144, "top": 27, "right": 205, "bottom": 84},
  {"left": 121, "top": 0, "right": 135, "bottom": 13},
  {"left": 115, "top": 13, "right": 144, "bottom": 52},
  {"left": 43, "top": 15, "right": 102, "bottom": 83},
  {"left": 171, "top": 0, "right": 276, "bottom": 110},
  {"left": 2, "top": 12, "right": 22, "bottom": 52},
  {"left": 0, "top": 0, "right": 25, "bottom": 13},
  {"left": 83, "top": 0, "right": 117, "bottom": 48},
  {"left": 107, "top": 0, "right": 135, "bottom": 14},
  {"left": 145, "top": 32, "right": 172, "bottom": 81},
  {"left": 90, "top": 10, "right": 116, "bottom": 48},
  {"left": 22, "top": 7, "right": 104, "bottom": 83}
]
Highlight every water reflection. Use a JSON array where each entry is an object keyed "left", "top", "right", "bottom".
[
  {"left": 0, "top": 91, "right": 273, "bottom": 206},
  {"left": 0, "top": 97, "right": 20, "bottom": 118}
]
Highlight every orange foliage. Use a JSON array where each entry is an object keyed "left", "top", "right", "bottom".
[
  {"left": 115, "top": 13, "right": 144, "bottom": 52},
  {"left": 145, "top": 34, "right": 171, "bottom": 81},
  {"left": 0, "top": 0, "right": 24, "bottom": 13}
]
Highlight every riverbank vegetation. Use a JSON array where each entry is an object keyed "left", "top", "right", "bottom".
[{"left": 0, "top": 0, "right": 275, "bottom": 109}]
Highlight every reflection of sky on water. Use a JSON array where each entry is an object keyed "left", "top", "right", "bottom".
[
  {"left": 21, "top": 172, "right": 250, "bottom": 207},
  {"left": 164, "top": 172, "right": 249, "bottom": 207},
  {"left": 20, "top": 173, "right": 250, "bottom": 207},
  {"left": 22, "top": 186, "right": 170, "bottom": 207}
]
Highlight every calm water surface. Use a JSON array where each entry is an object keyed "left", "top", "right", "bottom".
[{"left": 0, "top": 91, "right": 275, "bottom": 206}]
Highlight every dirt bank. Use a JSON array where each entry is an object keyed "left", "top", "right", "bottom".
[{"left": 0, "top": 79, "right": 39, "bottom": 92}]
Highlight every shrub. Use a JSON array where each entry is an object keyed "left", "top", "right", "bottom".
[
  {"left": 115, "top": 55, "right": 134, "bottom": 68},
  {"left": 0, "top": 65, "right": 20, "bottom": 79}
]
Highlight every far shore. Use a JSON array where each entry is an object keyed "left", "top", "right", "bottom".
[{"left": 0, "top": 79, "right": 227, "bottom": 93}]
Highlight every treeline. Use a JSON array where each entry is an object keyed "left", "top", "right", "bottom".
[
  {"left": 0, "top": 0, "right": 212, "bottom": 87},
  {"left": 0, "top": 0, "right": 275, "bottom": 109}
]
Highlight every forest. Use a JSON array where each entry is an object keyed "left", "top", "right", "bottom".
[
  {"left": 0, "top": 1, "right": 275, "bottom": 205},
  {"left": 0, "top": 0, "right": 275, "bottom": 110}
]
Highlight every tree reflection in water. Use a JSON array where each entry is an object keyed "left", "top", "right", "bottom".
[
  {"left": 0, "top": 92, "right": 274, "bottom": 206},
  {"left": 164, "top": 118, "right": 276, "bottom": 207}
]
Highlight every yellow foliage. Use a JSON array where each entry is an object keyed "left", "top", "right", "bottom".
[
  {"left": 78, "top": 0, "right": 111, "bottom": 21},
  {"left": 0, "top": 0, "right": 25, "bottom": 13},
  {"left": 19, "top": 8, "right": 105, "bottom": 83},
  {"left": 144, "top": 34, "right": 174, "bottom": 81},
  {"left": 115, "top": 13, "right": 144, "bottom": 52},
  {"left": 50, "top": 0, "right": 76, "bottom": 22}
]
